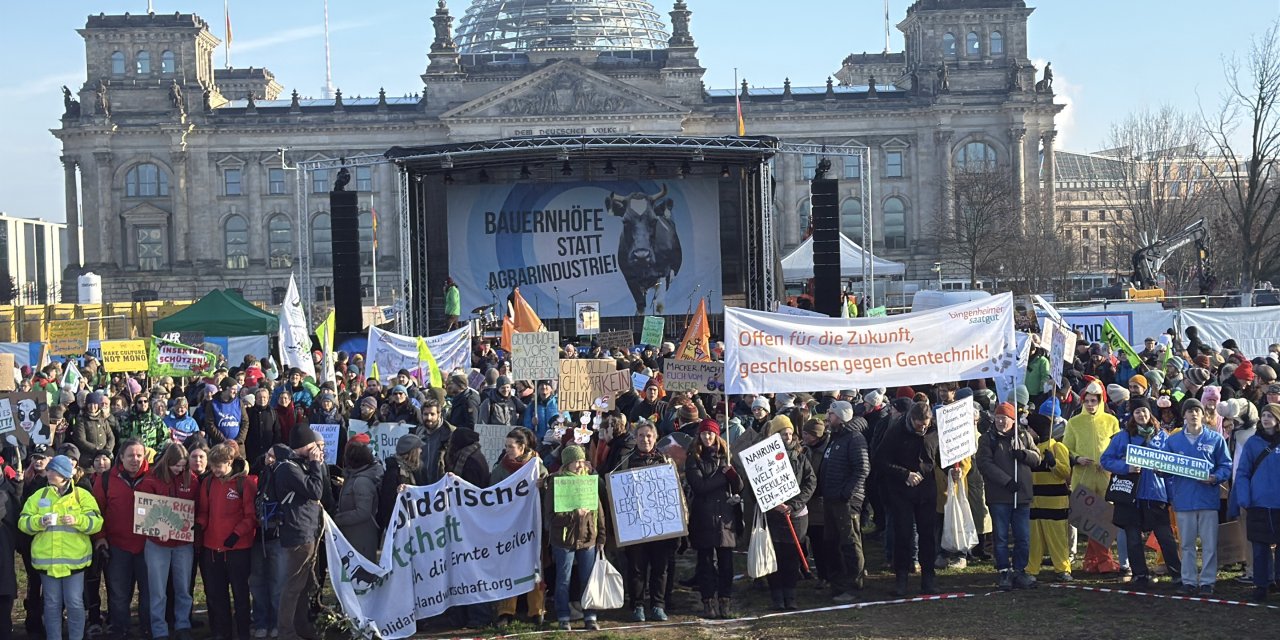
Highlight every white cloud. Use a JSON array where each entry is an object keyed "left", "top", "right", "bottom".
[
  {"left": 0, "top": 71, "right": 82, "bottom": 101},
  {"left": 1032, "top": 58, "right": 1080, "bottom": 150},
  {"left": 235, "top": 19, "right": 373, "bottom": 54}
]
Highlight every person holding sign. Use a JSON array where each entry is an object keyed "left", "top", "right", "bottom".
[
  {"left": 1235, "top": 404, "right": 1280, "bottom": 602},
  {"left": 1163, "top": 399, "right": 1233, "bottom": 596},
  {"left": 544, "top": 445, "right": 605, "bottom": 632},
  {"left": 686, "top": 420, "right": 742, "bottom": 619},
  {"left": 138, "top": 443, "right": 200, "bottom": 640},
  {"left": 1063, "top": 380, "right": 1123, "bottom": 574},
  {"left": 612, "top": 421, "right": 676, "bottom": 622},
  {"left": 976, "top": 403, "right": 1042, "bottom": 591},
  {"left": 492, "top": 428, "right": 548, "bottom": 629},
  {"left": 1100, "top": 398, "right": 1183, "bottom": 589},
  {"left": 760, "top": 416, "right": 816, "bottom": 611}
]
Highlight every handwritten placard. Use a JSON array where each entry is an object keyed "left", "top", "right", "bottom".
[
  {"left": 661, "top": 359, "right": 724, "bottom": 395},
  {"left": 1068, "top": 485, "right": 1118, "bottom": 547},
  {"left": 937, "top": 399, "right": 977, "bottom": 468},
  {"left": 595, "top": 330, "right": 633, "bottom": 352},
  {"left": 558, "top": 359, "right": 629, "bottom": 411},
  {"left": 737, "top": 433, "right": 800, "bottom": 512},
  {"left": 313, "top": 423, "right": 341, "bottom": 465},
  {"left": 640, "top": 316, "right": 666, "bottom": 346},
  {"left": 133, "top": 492, "right": 196, "bottom": 542},
  {"left": 552, "top": 474, "right": 599, "bottom": 512},
  {"left": 512, "top": 331, "right": 560, "bottom": 381},
  {"left": 606, "top": 462, "right": 688, "bottom": 547}
]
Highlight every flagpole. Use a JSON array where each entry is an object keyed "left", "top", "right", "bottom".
[
  {"left": 223, "top": 0, "right": 231, "bottom": 69},
  {"left": 371, "top": 193, "right": 379, "bottom": 308}
]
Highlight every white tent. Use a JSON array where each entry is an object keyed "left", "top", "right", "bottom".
[{"left": 780, "top": 233, "right": 906, "bottom": 281}]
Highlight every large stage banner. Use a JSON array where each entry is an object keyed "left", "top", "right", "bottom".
[
  {"left": 324, "top": 461, "right": 542, "bottom": 639},
  {"left": 724, "top": 293, "right": 1017, "bottom": 394},
  {"left": 447, "top": 180, "right": 723, "bottom": 318},
  {"left": 1180, "top": 307, "right": 1280, "bottom": 359}
]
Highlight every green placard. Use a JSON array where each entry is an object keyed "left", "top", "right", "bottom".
[
  {"left": 553, "top": 474, "right": 600, "bottom": 512},
  {"left": 641, "top": 316, "right": 666, "bottom": 346}
]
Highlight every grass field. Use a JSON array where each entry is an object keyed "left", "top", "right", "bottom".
[{"left": 14, "top": 530, "right": 1278, "bottom": 639}]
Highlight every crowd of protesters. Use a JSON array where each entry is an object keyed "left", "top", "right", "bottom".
[{"left": 1, "top": 326, "right": 1279, "bottom": 639}]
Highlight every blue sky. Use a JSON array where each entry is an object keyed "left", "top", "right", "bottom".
[{"left": 2, "top": 0, "right": 1277, "bottom": 222}]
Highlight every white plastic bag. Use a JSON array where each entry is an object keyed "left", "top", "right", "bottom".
[
  {"left": 581, "top": 548, "right": 624, "bottom": 610},
  {"left": 747, "top": 508, "right": 777, "bottom": 578},
  {"left": 941, "top": 477, "right": 979, "bottom": 553}
]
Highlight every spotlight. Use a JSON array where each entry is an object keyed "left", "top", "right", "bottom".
[
  {"left": 441, "top": 154, "right": 454, "bottom": 169},
  {"left": 520, "top": 164, "right": 532, "bottom": 179},
  {"left": 646, "top": 160, "right": 658, "bottom": 177},
  {"left": 603, "top": 159, "right": 617, "bottom": 175},
  {"left": 477, "top": 168, "right": 489, "bottom": 183},
  {"left": 561, "top": 160, "right": 573, "bottom": 176},
  {"left": 691, "top": 151, "right": 705, "bottom": 163},
  {"left": 720, "top": 164, "right": 732, "bottom": 179},
  {"left": 443, "top": 171, "right": 454, "bottom": 184}
]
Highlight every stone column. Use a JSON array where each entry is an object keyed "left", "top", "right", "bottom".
[
  {"left": 61, "top": 156, "right": 81, "bottom": 268},
  {"left": 1042, "top": 130, "right": 1057, "bottom": 221},
  {"left": 172, "top": 150, "right": 190, "bottom": 264},
  {"left": 1010, "top": 127, "right": 1026, "bottom": 229},
  {"left": 92, "top": 151, "right": 115, "bottom": 268},
  {"left": 937, "top": 129, "right": 954, "bottom": 223}
]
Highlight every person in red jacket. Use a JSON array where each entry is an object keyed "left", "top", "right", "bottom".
[
  {"left": 93, "top": 438, "right": 152, "bottom": 639},
  {"left": 197, "top": 443, "right": 258, "bottom": 640},
  {"left": 138, "top": 442, "right": 200, "bottom": 640}
]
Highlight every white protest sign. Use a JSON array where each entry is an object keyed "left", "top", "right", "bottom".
[
  {"left": 1046, "top": 319, "right": 1069, "bottom": 389},
  {"left": 324, "top": 462, "right": 542, "bottom": 639},
  {"left": 314, "top": 423, "right": 341, "bottom": 465},
  {"left": 348, "top": 420, "right": 411, "bottom": 460},
  {"left": 661, "top": 359, "right": 725, "bottom": 395},
  {"left": 737, "top": 433, "right": 800, "bottom": 511},
  {"left": 725, "top": 293, "right": 1017, "bottom": 394},
  {"left": 772, "top": 303, "right": 827, "bottom": 318},
  {"left": 937, "top": 399, "right": 977, "bottom": 468},
  {"left": 475, "top": 423, "right": 511, "bottom": 467},
  {"left": 605, "top": 462, "right": 688, "bottom": 547},
  {"left": 511, "top": 331, "right": 560, "bottom": 381}
]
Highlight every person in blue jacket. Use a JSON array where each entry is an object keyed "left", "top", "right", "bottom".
[
  {"left": 1101, "top": 397, "right": 1183, "bottom": 589},
  {"left": 1235, "top": 403, "right": 1280, "bottom": 602},
  {"left": 522, "top": 380, "right": 559, "bottom": 440},
  {"left": 1163, "top": 399, "right": 1233, "bottom": 596}
]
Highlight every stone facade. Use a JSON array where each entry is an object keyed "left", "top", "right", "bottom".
[{"left": 55, "top": 1, "right": 1062, "bottom": 304}]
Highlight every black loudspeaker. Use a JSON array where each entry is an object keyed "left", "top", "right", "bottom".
[
  {"left": 330, "top": 190, "right": 363, "bottom": 335},
  {"left": 810, "top": 178, "right": 841, "bottom": 317}
]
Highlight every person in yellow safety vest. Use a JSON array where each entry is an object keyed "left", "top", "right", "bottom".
[
  {"left": 1027, "top": 413, "right": 1074, "bottom": 582},
  {"left": 19, "top": 454, "right": 102, "bottom": 640},
  {"left": 847, "top": 295, "right": 859, "bottom": 318}
]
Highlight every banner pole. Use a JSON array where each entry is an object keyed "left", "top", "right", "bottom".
[{"left": 785, "top": 513, "right": 809, "bottom": 573}]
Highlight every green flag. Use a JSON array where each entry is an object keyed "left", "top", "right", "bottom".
[{"left": 1101, "top": 319, "right": 1142, "bottom": 369}]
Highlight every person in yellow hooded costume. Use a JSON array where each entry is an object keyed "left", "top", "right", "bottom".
[
  {"left": 1062, "top": 379, "right": 1123, "bottom": 574},
  {"left": 19, "top": 454, "right": 103, "bottom": 640}
]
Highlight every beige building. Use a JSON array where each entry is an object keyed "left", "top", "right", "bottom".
[
  {"left": 54, "top": 1, "right": 1062, "bottom": 305},
  {"left": 0, "top": 214, "right": 67, "bottom": 305}
]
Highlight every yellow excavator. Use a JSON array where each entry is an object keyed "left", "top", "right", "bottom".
[{"left": 1090, "top": 218, "right": 1214, "bottom": 301}]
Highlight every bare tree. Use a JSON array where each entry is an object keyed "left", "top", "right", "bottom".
[
  {"left": 1099, "top": 105, "right": 1213, "bottom": 264},
  {"left": 934, "top": 167, "right": 1019, "bottom": 288},
  {"left": 997, "top": 198, "right": 1074, "bottom": 296},
  {"left": 1202, "top": 20, "right": 1280, "bottom": 298}
]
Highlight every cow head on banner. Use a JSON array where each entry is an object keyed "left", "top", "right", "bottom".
[{"left": 607, "top": 184, "right": 684, "bottom": 315}]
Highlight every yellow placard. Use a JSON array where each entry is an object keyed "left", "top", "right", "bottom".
[
  {"left": 48, "top": 319, "right": 89, "bottom": 356},
  {"left": 100, "top": 339, "right": 149, "bottom": 373}
]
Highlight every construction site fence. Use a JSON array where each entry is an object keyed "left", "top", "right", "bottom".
[{"left": 0, "top": 301, "right": 196, "bottom": 344}]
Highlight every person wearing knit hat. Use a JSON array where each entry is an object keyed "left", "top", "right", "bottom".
[
  {"left": 1107, "top": 384, "right": 1130, "bottom": 404},
  {"left": 827, "top": 400, "right": 855, "bottom": 424},
  {"left": 1163, "top": 391, "right": 1233, "bottom": 596},
  {"left": 895, "top": 386, "right": 916, "bottom": 400},
  {"left": 821, "top": 398, "right": 874, "bottom": 599},
  {"left": 686, "top": 413, "right": 740, "bottom": 619},
  {"left": 765, "top": 414, "right": 795, "bottom": 439},
  {"left": 978, "top": 399, "right": 1041, "bottom": 590},
  {"left": 1128, "top": 375, "right": 1150, "bottom": 398},
  {"left": 746, "top": 396, "right": 771, "bottom": 432},
  {"left": 1240, "top": 403, "right": 1280, "bottom": 602},
  {"left": 1063, "top": 376, "right": 1122, "bottom": 574},
  {"left": 1026, "top": 411, "right": 1073, "bottom": 581},
  {"left": 1266, "top": 383, "right": 1280, "bottom": 404},
  {"left": 1186, "top": 367, "right": 1211, "bottom": 388},
  {"left": 760, "top": 411, "right": 816, "bottom": 611},
  {"left": 994, "top": 402, "right": 1017, "bottom": 422},
  {"left": 1143, "top": 369, "right": 1165, "bottom": 392}
]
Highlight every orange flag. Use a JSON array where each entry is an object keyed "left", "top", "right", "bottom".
[
  {"left": 501, "top": 316, "right": 515, "bottom": 353},
  {"left": 677, "top": 298, "right": 711, "bottom": 361},
  {"left": 512, "top": 288, "right": 545, "bottom": 333}
]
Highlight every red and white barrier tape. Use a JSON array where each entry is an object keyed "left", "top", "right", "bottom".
[{"left": 1047, "top": 583, "right": 1280, "bottom": 610}]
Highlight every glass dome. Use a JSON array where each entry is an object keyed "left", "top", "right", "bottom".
[{"left": 455, "top": 0, "right": 671, "bottom": 53}]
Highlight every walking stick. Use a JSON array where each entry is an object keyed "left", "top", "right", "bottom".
[{"left": 785, "top": 512, "right": 810, "bottom": 573}]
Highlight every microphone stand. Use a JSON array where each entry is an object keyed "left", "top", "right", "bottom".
[{"left": 554, "top": 286, "right": 563, "bottom": 336}]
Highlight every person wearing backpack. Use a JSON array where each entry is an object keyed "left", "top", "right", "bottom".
[
  {"left": 197, "top": 443, "right": 258, "bottom": 640},
  {"left": 1236, "top": 403, "right": 1280, "bottom": 602},
  {"left": 19, "top": 454, "right": 103, "bottom": 640},
  {"left": 275, "top": 426, "right": 327, "bottom": 640},
  {"left": 93, "top": 439, "right": 152, "bottom": 639},
  {"left": 249, "top": 444, "right": 292, "bottom": 638}
]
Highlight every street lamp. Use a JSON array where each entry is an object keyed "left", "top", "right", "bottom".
[{"left": 932, "top": 262, "right": 942, "bottom": 290}]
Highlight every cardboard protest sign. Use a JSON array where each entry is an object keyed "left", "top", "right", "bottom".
[
  {"left": 511, "top": 331, "right": 560, "bottom": 381},
  {"left": 133, "top": 492, "right": 196, "bottom": 542},
  {"left": 100, "top": 339, "right": 149, "bottom": 373},
  {"left": 737, "top": 433, "right": 800, "bottom": 512},
  {"left": 595, "top": 329, "right": 633, "bottom": 352},
  {"left": 3, "top": 392, "right": 50, "bottom": 449},
  {"left": 348, "top": 420, "right": 411, "bottom": 460},
  {"left": 1068, "top": 485, "right": 1117, "bottom": 546},
  {"left": 0, "top": 397, "right": 17, "bottom": 448},
  {"left": 606, "top": 462, "right": 688, "bottom": 547},
  {"left": 552, "top": 474, "right": 599, "bottom": 512},
  {"left": 49, "top": 319, "right": 89, "bottom": 356},
  {"left": 0, "top": 353, "right": 14, "bottom": 391},
  {"left": 661, "top": 359, "right": 724, "bottom": 395},
  {"left": 1125, "top": 445, "right": 1212, "bottom": 480},
  {"left": 937, "top": 399, "right": 977, "bottom": 468},
  {"left": 725, "top": 292, "right": 1018, "bottom": 394},
  {"left": 558, "top": 359, "right": 630, "bottom": 411},
  {"left": 631, "top": 372, "right": 650, "bottom": 393},
  {"left": 314, "top": 424, "right": 342, "bottom": 465},
  {"left": 323, "top": 462, "right": 542, "bottom": 638},
  {"left": 1218, "top": 519, "right": 1248, "bottom": 565},
  {"left": 575, "top": 302, "right": 600, "bottom": 336},
  {"left": 148, "top": 337, "right": 217, "bottom": 377},
  {"left": 640, "top": 316, "right": 666, "bottom": 346},
  {"left": 475, "top": 424, "right": 511, "bottom": 468}
]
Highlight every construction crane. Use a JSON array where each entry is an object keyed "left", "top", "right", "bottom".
[{"left": 1090, "top": 218, "right": 1212, "bottom": 301}]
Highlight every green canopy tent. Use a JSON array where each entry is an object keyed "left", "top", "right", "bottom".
[{"left": 152, "top": 289, "right": 280, "bottom": 337}]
